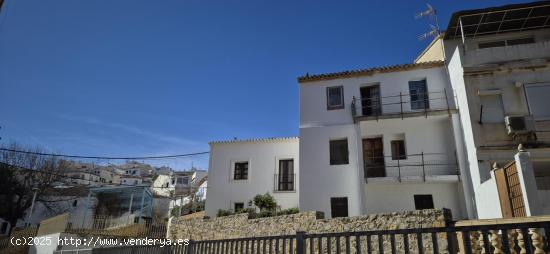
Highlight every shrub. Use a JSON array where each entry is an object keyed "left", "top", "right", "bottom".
[
  {"left": 256, "top": 210, "right": 275, "bottom": 218},
  {"left": 217, "top": 209, "right": 234, "bottom": 217},
  {"left": 277, "top": 207, "right": 299, "bottom": 216},
  {"left": 253, "top": 193, "right": 277, "bottom": 211}
]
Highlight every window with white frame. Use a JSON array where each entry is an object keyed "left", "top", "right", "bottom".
[
  {"left": 525, "top": 83, "right": 550, "bottom": 120},
  {"left": 326, "top": 86, "right": 344, "bottom": 110},
  {"left": 233, "top": 161, "right": 249, "bottom": 180}
]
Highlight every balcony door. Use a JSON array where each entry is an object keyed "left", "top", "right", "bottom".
[
  {"left": 360, "top": 85, "right": 381, "bottom": 116},
  {"left": 278, "top": 159, "right": 294, "bottom": 191},
  {"left": 409, "top": 80, "right": 429, "bottom": 110},
  {"left": 363, "top": 138, "right": 386, "bottom": 177}
]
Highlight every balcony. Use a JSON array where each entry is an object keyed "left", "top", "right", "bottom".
[
  {"left": 351, "top": 90, "right": 455, "bottom": 122},
  {"left": 463, "top": 40, "right": 550, "bottom": 67},
  {"left": 274, "top": 174, "right": 296, "bottom": 192},
  {"left": 364, "top": 153, "right": 460, "bottom": 183}
]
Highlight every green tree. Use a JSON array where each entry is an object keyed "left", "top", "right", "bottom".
[{"left": 253, "top": 193, "right": 277, "bottom": 212}]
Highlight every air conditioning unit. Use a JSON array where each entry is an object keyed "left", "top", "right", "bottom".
[{"left": 505, "top": 115, "right": 535, "bottom": 135}]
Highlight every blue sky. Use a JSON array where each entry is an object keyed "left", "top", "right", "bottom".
[{"left": 0, "top": 0, "right": 530, "bottom": 169}]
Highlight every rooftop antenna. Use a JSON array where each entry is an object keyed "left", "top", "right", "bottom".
[{"left": 416, "top": 3, "right": 441, "bottom": 41}]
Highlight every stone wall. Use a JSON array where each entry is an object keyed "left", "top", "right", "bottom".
[{"left": 169, "top": 209, "right": 452, "bottom": 253}]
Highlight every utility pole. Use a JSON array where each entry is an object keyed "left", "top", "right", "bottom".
[{"left": 26, "top": 187, "right": 38, "bottom": 226}]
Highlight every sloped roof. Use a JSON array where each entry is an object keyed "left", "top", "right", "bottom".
[{"left": 297, "top": 61, "right": 444, "bottom": 83}]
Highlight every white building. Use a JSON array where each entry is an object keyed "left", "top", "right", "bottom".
[
  {"left": 298, "top": 61, "right": 467, "bottom": 219},
  {"left": 440, "top": 1, "right": 550, "bottom": 219},
  {"left": 203, "top": 1, "right": 550, "bottom": 220},
  {"left": 205, "top": 137, "right": 299, "bottom": 217}
]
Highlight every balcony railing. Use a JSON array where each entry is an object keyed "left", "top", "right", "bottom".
[
  {"left": 364, "top": 152, "right": 459, "bottom": 183},
  {"left": 351, "top": 90, "right": 453, "bottom": 120},
  {"left": 274, "top": 174, "right": 296, "bottom": 192}
]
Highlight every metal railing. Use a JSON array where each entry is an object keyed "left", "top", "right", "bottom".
[
  {"left": 351, "top": 90, "right": 452, "bottom": 120},
  {"left": 274, "top": 174, "right": 296, "bottom": 192},
  {"left": 364, "top": 153, "right": 459, "bottom": 182},
  {"left": 65, "top": 215, "right": 167, "bottom": 239},
  {"left": 91, "top": 220, "right": 550, "bottom": 254}
]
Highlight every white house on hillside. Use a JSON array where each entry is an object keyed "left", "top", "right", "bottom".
[
  {"left": 298, "top": 61, "right": 467, "bottom": 219},
  {"left": 205, "top": 137, "right": 299, "bottom": 217}
]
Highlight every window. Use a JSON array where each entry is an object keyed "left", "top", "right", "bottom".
[
  {"left": 480, "top": 94, "right": 504, "bottom": 123},
  {"left": 414, "top": 195, "right": 434, "bottom": 210},
  {"left": 479, "top": 37, "right": 535, "bottom": 49},
  {"left": 278, "top": 159, "right": 294, "bottom": 191},
  {"left": 330, "top": 197, "right": 348, "bottom": 218},
  {"left": 391, "top": 140, "right": 406, "bottom": 160},
  {"left": 327, "top": 86, "right": 344, "bottom": 110},
  {"left": 525, "top": 83, "right": 550, "bottom": 120},
  {"left": 234, "top": 162, "right": 249, "bottom": 180},
  {"left": 72, "top": 200, "right": 78, "bottom": 207},
  {"left": 409, "top": 80, "right": 429, "bottom": 110},
  {"left": 330, "top": 139, "right": 349, "bottom": 165},
  {"left": 177, "top": 177, "right": 189, "bottom": 185},
  {"left": 234, "top": 202, "right": 244, "bottom": 212}
]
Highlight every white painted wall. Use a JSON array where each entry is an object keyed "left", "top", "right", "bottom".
[
  {"left": 299, "top": 65, "right": 468, "bottom": 218},
  {"left": 364, "top": 183, "right": 464, "bottom": 218},
  {"left": 300, "top": 66, "right": 454, "bottom": 128},
  {"left": 205, "top": 138, "right": 299, "bottom": 217},
  {"left": 299, "top": 124, "right": 363, "bottom": 218},
  {"left": 359, "top": 116, "right": 457, "bottom": 177},
  {"left": 444, "top": 30, "right": 550, "bottom": 219}
]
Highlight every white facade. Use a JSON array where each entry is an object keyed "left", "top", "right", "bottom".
[
  {"left": 443, "top": 14, "right": 550, "bottom": 219},
  {"left": 299, "top": 64, "right": 467, "bottom": 219},
  {"left": 205, "top": 138, "right": 299, "bottom": 217}
]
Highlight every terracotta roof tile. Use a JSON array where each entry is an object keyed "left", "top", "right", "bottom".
[{"left": 298, "top": 61, "right": 444, "bottom": 83}]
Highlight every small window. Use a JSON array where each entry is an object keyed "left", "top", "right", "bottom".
[
  {"left": 525, "top": 83, "right": 550, "bottom": 120},
  {"left": 327, "top": 86, "right": 344, "bottom": 110},
  {"left": 234, "top": 202, "right": 244, "bottom": 212},
  {"left": 72, "top": 200, "right": 78, "bottom": 207},
  {"left": 480, "top": 94, "right": 504, "bottom": 123},
  {"left": 329, "top": 139, "right": 349, "bottom": 165},
  {"left": 234, "top": 162, "right": 249, "bottom": 180},
  {"left": 414, "top": 195, "right": 434, "bottom": 210},
  {"left": 391, "top": 140, "right": 406, "bottom": 160},
  {"left": 330, "top": 197, "right": 348, "bottom": 218}
]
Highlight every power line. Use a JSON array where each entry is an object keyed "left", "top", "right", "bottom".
[{"left": 0, "top": 148, "right": 209, "bottom": 160}]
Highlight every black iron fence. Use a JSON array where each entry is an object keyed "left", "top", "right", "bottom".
[
  {"left": 274, "top": 174, "right": 296, "bottom": 192},
  {"left": 364, "top": 152, "right": 459, "bottom": 182},
  {"left": 91, "top": 220, "right": 550, "bottom": 254},
  {"left": 351, "top": 90, "right": 453, "bottom": 120}
]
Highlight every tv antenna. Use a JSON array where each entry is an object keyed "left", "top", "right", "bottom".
[{"left": 416, "top": 3, "right": 441, "bottom": 41}]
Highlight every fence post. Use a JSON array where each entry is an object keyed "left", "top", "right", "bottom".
[
  {"left": 187, "top": 240, "right": 194, "bottom": 254},
  {"left": 400, "top": 92, "right": 403, "bottom": 120},
  {"left": 397, "top": 158, "right": 401, "bottom": 182},
  {"left": 421, "top": 151, "right": 426, "bottom": 182},
  {"left": 296, "top": 231, "right": 306, "bottom": 254}
]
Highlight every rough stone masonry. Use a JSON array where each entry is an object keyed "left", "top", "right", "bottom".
[{"left": 169, "top": 209, "right": 453, "bottom": 253}]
